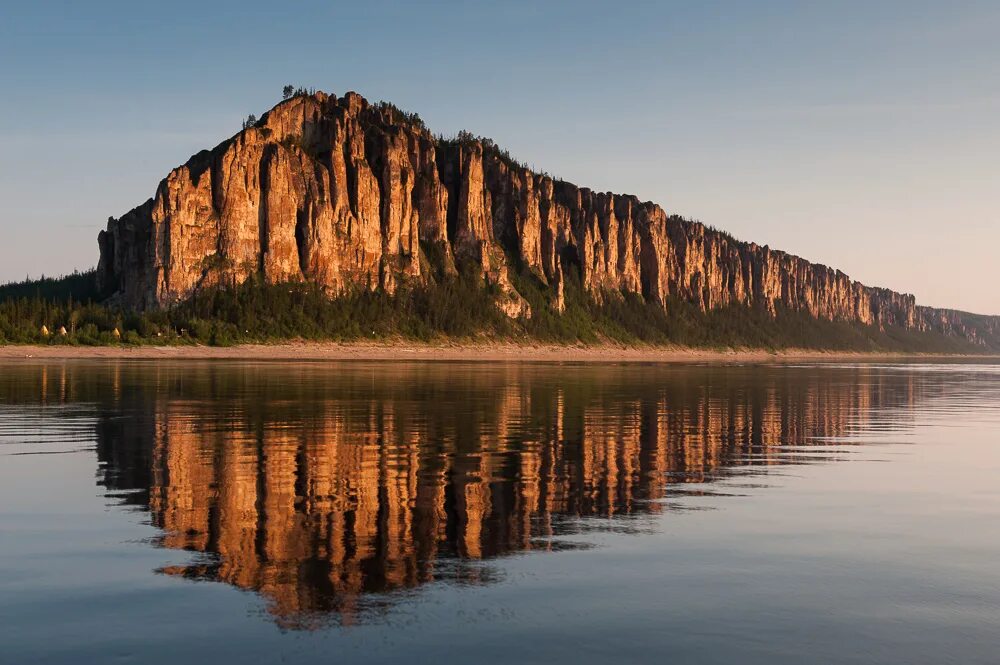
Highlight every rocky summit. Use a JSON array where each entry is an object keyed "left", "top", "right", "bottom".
[{"left": 97, "top": 91, "right": 999, "bottom": 345}]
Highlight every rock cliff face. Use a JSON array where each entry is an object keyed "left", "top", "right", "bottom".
[{"left": 98, "top": 91, "right": 998, "bottom": 344}]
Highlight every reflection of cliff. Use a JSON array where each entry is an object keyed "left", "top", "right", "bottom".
[{"left": 0, "top": 362, "right": 931, "bottom": 628}]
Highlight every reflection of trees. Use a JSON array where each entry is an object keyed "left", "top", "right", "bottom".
[{"left": 2, "top": 361, "right": 928, "bottom": 628}]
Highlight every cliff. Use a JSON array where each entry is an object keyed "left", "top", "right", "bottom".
[{"left": 97, "top": 91, "right": 999, "bottom": 346}]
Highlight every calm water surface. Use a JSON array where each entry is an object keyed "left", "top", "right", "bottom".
[{"left": 1, "top": 360, "right": 998, "bottom": 664}]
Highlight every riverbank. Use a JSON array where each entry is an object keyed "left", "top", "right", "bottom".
[{"left": 1, "top": 342, "right": 996, "bottom": 363}]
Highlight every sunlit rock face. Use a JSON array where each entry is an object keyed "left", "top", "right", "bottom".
[
  {"left": 63, "top": 362, "right": 926, "bottom": 628},
  {"left": 98, "top": 91, "right": 994, "bottom": 340}
]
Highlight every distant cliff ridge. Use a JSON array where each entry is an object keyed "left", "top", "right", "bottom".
[{"left": 97, "top": 91, "right": 999, "bottom": 346}]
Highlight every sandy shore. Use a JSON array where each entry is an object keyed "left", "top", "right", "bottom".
[{"left": 0, "top": 342, "right": 994, "bottom": 363}]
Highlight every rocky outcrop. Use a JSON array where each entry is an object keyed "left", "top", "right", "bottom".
[{"left": 98, "top": 91, "right": 996, "bottom": 344}]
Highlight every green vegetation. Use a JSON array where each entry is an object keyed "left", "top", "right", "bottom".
[
  {"left": 282, "top": 85, "right": 316, "bottom": 100},
  {"left": 508, "top": 265, "right": 991, "bottom": 353},
  {"left": 438, "top": 130, "right": 544, "bottom": 178},
  {"left": 0, "top": 267, "right": 994, "bottom": 353},
  {"left": 373, "top": 101, "right": 426, "bottom": 131},
  {"left": 0, "top": 270, "right": 100, "bottom": 303},
  {"left": 0, "top": 266, "right": 511, "bottom": 347}
]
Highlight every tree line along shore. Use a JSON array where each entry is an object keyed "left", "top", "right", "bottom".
[{"left": 0, "top": 269, "right": 994, "bottom": 355}]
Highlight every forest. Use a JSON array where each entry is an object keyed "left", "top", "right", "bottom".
[{"left": 0, "top": 264, "right": 990, "bottom": 354}]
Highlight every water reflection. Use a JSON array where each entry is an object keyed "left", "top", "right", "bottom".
[{"left": 0, "top": 361, "right": 936, "bottom": 628}]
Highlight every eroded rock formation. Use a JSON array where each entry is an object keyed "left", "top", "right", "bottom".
[{"left": 97, "top": 91, "right": 998, "bottom": 343}]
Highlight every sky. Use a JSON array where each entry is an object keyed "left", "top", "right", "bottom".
[{"left": 0, "top": 0, "right": 997, "bottom": 313}]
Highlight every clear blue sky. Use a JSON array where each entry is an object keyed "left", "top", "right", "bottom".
[{"left": 1, "top": 0, "right": 997, "bottom": 313}]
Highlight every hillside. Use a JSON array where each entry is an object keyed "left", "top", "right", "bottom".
[{"left": 3, "top": 90, "right": 998, "bottom": 351}]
